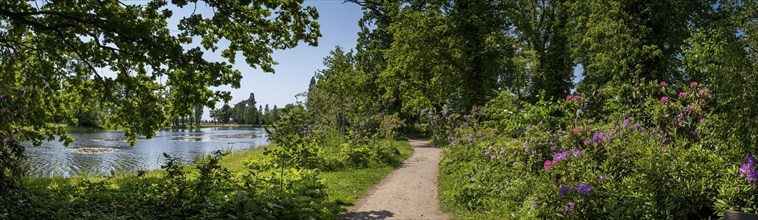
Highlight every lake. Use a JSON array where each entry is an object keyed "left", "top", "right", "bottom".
[{"left": 23, "top": 127, "right": 268, "bottom": 177}]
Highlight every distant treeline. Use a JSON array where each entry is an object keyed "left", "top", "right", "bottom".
[{"left": 208, "top": 93, "right": 284, "bottom": 126}]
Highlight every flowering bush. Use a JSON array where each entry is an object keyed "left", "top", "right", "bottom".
[{"left": 439, "top": 82, "right": 756, "bottom": 218}]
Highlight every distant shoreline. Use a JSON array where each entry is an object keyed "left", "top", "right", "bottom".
[{"left": 65, "top": 123, "right": 264, "bottom": 133}]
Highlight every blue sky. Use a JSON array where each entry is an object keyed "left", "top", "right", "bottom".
[
  {"left": 153, "top": 1, "right": 365, "bottom": 119},
  {"left": 207, "top": 1, "right": 364, "bottom": 114}
]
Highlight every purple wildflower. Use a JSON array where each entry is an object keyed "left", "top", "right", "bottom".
[
  {"left": 748, "top": 171, "right": 758, "bottom": 184},
  {"left": 531, "top": 199, "right": 537, "bottom": 208},
  {"left": 559, "top": 186, "right": 571, "bottom": 197},
  {"left": 662, "top": 138, "right": 671, "bottom": 145},
  {"left": 499, "top": 150, "right": 505, "bottom": 155},
  {"left": 553, "top": 151, "right": 569, "bottom": 161},
  {"left": 739, "top": 155, "right": 758, "bottom": 184},
  {"left": 622, "top": 119, "right": 629, "bottom": 128},
  {"left": 489, "top": 145, "right": 493, "bottom": 150},
  {"left": 740, "top": 155, "right": 756, "bottom": 178},
  {"left": 490, "top": 155, "right": 496, "bottom": 160},
  {"left": 0, "top": 95, "right": 5, "bottom": 102},
  {"left": 746, "top": 155, "right": 757, "bottom": 164},
  {"left": 549, "top": 142, "right": 556, "bottom": 150},
  {"left": 574, "top": 183, "right": 594, "bottom": 195},
  {"left": 591, "top": 131, "right": 605, "bottom": 146},
  {"left": 564, "top": 201, "right": 576, "bottom": 213},
  {"left": 630, "top": 123, "right": 640, "bottom": 130},
  {"left": 572, "top": 149, "right": 583, "bottom": 157}
]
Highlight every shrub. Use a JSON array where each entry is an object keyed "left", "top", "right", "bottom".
[
  {"left": 439, "top": 82, "right": 757, "bottom": 219},
  {"left": 1, "top": 151, "right": 335, "bottom": 219},
  {"left": 378, "top": 113, "right": 405, "bottom": 140}
]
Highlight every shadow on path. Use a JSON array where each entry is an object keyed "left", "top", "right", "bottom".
[{"left": 341, "top": 210, "right": 395, "bottom": 220}]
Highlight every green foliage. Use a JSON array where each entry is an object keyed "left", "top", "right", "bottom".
[
  {"left": 1, "top": 151, "right": 335, "bottom": 219},
  {"left": 264, "top": 104, "right": 319, "bottom": 169},
  {"left": 380, "top": 0, "right": 509, "bottom": 115},
  {"left": 507, "top": 0, "right": 575, "bottom": 101},
  {"left": 0, "top": 0, "right": 320, "bottom": 191},
  {"left": 378, "top": 113, "right": 405, "bottom": 140},
  {"left": 0, "top": 138, "right": 413, "bottom": 219},
  {"left": 570, "top": 0, "right": 711, "bottom": 91},
  {"left": 306, "top": 46, "right": 386, "bottom": 140},
  {"left": 679, "top": 1, "right": 758, "bottom": 153},
  {"left": 72, "top": 99, "right": 107, "bottom": 129},
  {"left": 439, "top": 82, "right": 758, "bottom": 219}
]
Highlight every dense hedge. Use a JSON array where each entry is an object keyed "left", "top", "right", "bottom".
[{"left": 439, "top": 82, "right": 758, "bottom": 219}]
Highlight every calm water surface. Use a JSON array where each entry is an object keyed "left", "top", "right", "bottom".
[{"left": 23, "top": 127, "right": 268, "bottom": 177}]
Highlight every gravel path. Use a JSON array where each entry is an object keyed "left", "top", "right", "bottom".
[{"left": 342, "top": 139, "right": 449, "bottom": 220}]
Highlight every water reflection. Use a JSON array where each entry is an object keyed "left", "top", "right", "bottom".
[{"left": 23, "top": 127, "right": 268, "bottom": 177}]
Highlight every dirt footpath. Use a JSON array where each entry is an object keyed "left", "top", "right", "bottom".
[{"left": 342, "top": 139, "right": 449, "bottom": 220}]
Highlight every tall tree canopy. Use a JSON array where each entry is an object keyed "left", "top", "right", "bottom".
[
  {"left": 569, "top": 0, "right": 713, "bottom": 114},
  {"left": 380, "top": 0, "right": 513, "bottom": 115},
  {"left": 0, "top": 0, "right": 319, "bottom": 189},
  {"left": 507, "top": 0, "right": 574, "bottom": 101}
]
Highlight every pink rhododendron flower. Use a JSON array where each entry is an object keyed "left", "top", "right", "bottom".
[
  {"left": 660, "top": 96, "right": 669, "bottom": 103},
  {"left": 678, "top": 92, "right": 686, "bottom": 98},
  {"left": 690, "top": 81, "right": 698, "bottom": 88},
  {"left": 544, "top": 160, "right": 554, "bottom": 171},
  {"left": 698, "top": 88, "right": 710, "bottom": 95}
]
